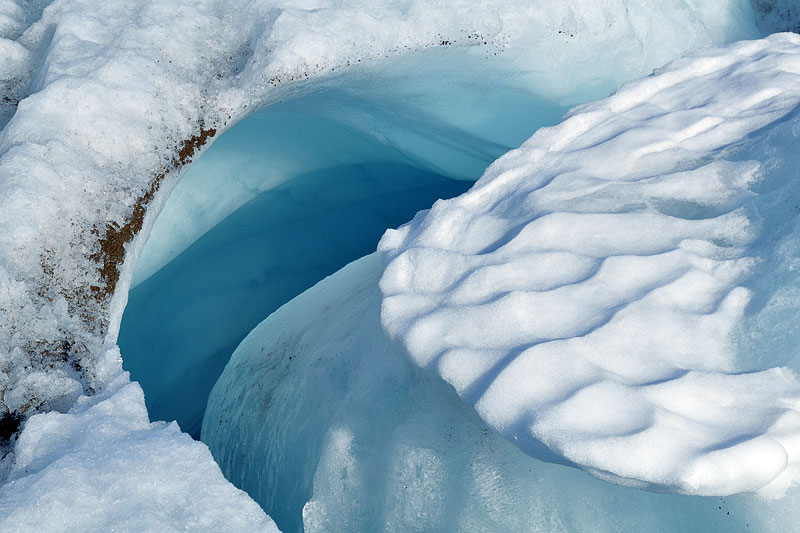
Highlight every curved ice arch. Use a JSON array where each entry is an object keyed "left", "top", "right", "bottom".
[{"left": 379, "top": 33, "right": 800, "bottom": 496}]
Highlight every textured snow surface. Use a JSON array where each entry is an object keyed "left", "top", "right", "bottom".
[
  {"left": 205, "top": 253, "right": 800, "bottom": 532},
  {"left": 379, "top": 33, "right": 800, "bottom": 497},
  {"left": 0, "top": 0, "right": 789, "bottom": 528},
  {"left": 0, "top": 347, "right": 277, "bottom": 533}
]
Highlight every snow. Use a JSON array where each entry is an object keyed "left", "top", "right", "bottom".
[
  {"left": 116, "top": 0, "right": 764, "bottom": 444},
  {"left": 379, "top": 33, "right": 800, "bottom": 497},
  {"left": 0, "top": 346, "right": 278, "bottom": 532},
  {"left": 0, "top": 0, "right": 792, "bottom": 528},
  {"left": 0, "top": 0, "right": 762, "bottom": 431},
  {"left": 119, "top": 50, "right": 571, "bottom": 436}
]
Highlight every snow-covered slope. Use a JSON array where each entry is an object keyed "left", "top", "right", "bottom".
[{"left": 379, "top": 33, "right": 800, "bottom": 496}]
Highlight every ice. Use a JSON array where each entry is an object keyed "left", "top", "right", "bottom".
[
  {"left": 379, "top": 33, "right": 800, "bottom": 496},
  {"left": 204, "top": 253, "right": 800, "bottom": 532},
  {"left": 751, "top": 0, "right": 800, "bottom": 33},
  {"left": 0, "top": 0, "right": 763, "bottom": 441},
  {"left": 118, "top": 0, "right": 765, "bottom": 438},
  {"left": 119, "top": 52, "right": 567, "bottom": 436},
  {"left": 0, "top": 0, "right": 790, "bottom": 528}
]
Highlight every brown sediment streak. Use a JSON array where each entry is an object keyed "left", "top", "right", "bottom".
[{"left": 89, "top": 126, "right": 217, "bottom": 301}]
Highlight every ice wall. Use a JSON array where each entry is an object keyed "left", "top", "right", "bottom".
[{"left": 205, "top": 253, "right": 800, "bottom": 532}]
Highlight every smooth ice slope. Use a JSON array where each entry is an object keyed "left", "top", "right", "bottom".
[
  {"left": 205, "top": 253, "right": 800, "bottom": 532},
  {"left": 0, "top": 346, "right": 277, "bottom": 532},
  {"left": 379, "top": 33, "right": 800, "bottom": 496}
]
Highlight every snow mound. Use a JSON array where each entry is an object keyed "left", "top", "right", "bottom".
[
  {"left": 0, "top": 347, "right": 277, "bottom": 532},
  {"left": 379, "top": 33, "right": 800, "bottom": 496}
]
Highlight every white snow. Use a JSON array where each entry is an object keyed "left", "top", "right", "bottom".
[
  {"left": 379, "top": 33, "right": 800, "bottom": 497},
  {"left": 0, "top": 346, "right": 278, "bottom": 532}
]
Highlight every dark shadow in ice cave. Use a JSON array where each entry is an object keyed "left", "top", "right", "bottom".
[{"left": 117, "top": 50, "right": 571, "bottom": 439}]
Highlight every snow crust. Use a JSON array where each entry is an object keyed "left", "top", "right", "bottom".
[{"left": 379, "top": 33, "right": 800, "bottom": 496}]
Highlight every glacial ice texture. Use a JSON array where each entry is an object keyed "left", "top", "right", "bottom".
[
  {"left": 0, "top": 0, "right": 763, "bottom": 438},
  {"left": 379, "top": 33, "right": 800, "bottom": 496},
  {"left": 205, "top": 253, "right": 800, "bottom": 532},
  {"left": 0, "top": 0, "right": 791, "bottom": 529},
  {"left": 118, "top": 0, "right": 766, "bottom": 437}
]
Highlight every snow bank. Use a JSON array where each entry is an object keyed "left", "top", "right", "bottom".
[
  {"left": 0, "top": 346, "right": 277, "bottom": 532},
  {"left": 379, "top": 33, "right": 800, "bottom": 496}
]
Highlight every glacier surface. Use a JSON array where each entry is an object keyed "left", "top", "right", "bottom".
[
  {"left": 118, "top": 51, "right": 570, "bottom": 436},
  {"left": 205, "top": 253, "right": 800, "bottom": 533},
  {"left": 204, "top": 31, "right": 800, "bottom": 532},
  {"left": 0, "top": 0, "right": 795, "bottom": 530},
  {"left": 118, "top": 0, "right": 766, "bottom": 439}
]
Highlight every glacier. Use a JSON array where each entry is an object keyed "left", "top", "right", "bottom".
[
  {"left": 203, "top": 32, "right": 800, "bottom": 531},
  {"left": 0, "top": 0, "right": 799, "bottom": 530},
  {"left": 118, "top": 0, "right": 766, "bottom": 439},
  {"left": 206, "top": 254, "right": 800, "bottom": 532},
  {"left": 117, "top": 51, "right": 573, "bottom": 436}
]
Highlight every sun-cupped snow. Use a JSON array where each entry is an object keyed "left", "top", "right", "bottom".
[{"left": 379, "top": 33, "right": 800, "bottom": 497}]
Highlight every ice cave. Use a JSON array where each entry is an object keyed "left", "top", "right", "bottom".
[{"left": 1, "top": 0, "right": 800, "bottom": 531}]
